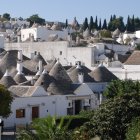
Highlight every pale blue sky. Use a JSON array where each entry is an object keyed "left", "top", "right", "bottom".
[{"left": 0, "top": 0, "right": 140, "bottom": 24}]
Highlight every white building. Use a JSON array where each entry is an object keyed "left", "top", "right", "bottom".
[
  {"left": 0, "top": 35, "right": 4, "bottom": 48},
  {"left": 135, "top": 30, "right": 140, "bottom": 39},
  {"left": 3, "top": 84, "right": 98, "bottom": 128},
  {"left": 5, "top": 41, "right": 132, "bottom": 70},
  {"left": 21, "top": 26, "right": 69, "bottom": 42}
]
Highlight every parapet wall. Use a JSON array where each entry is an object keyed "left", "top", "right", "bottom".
[{"left": 5, "top": 41, "right": 69, "bottom": 63}]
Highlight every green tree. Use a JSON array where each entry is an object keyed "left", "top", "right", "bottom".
[
  {"left": 84, "top": 93, "right": 140, "bottom": 140},
  {"left": 134, "top": 17, "right": 140, "bottom": 30},
  {"left": 108, "top": 16, "right": 125, "bottom": 31},
  {"left": 0, "top": 84, "right": 13, "bottom": 118},
  {"left": 131, "top": 15, "right": 135, "bottom": 32},
  {"left": 98, "top": 19, "right": 102, "bottom": 30},
  {"left": 65, "top": 19, "right": 68, "bottom": 28},
  {"left": 27, "top": 14, "right": 45, "bottom": 26},
  {"left": 17, "top": 116, "right": 71, "bottom": 140},
  {"left": 102, "top": 19, "right": 107, "bottom": 29},
  {"left": 82, "top": 17, "right": 89, "bottom": 31},
  {"left": 110, "top": 15, "right": 113, "bottom": 22},
  {"left": 126, "top": 117, "right": 140, "bottom": 140},
  {"left": 100, "top": 29, "right": 111, "bottom": 38},
  {"left": 89, "top": 16, "right": 94, "bottom": 32},
  {"left": 3, "top": 13, "right": 11, "bottom": 21},
  {"left": 104, "top": 80, "right": 140, "bottom": 99},
  {"left": 95, "top": 16, "right": 98, "bottom": 29},
  {"left": 113, "top": 14, "right": 116, "bottom": 20},
  {"left": 126, "top": 15, "right": 131, "bottom": 32}
]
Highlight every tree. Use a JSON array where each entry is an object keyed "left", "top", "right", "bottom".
[
  {"left": 126, "top": 117, "right": 140, "bottom": 140},
  {"left": 0, "top": 84, "right": 13, "bottom": 117},
  {"left": 110, "top": 15, "right": 113, "bottom": 22},
  {"left": 17, "top": 116, "right": 72, "bottom": 140},
  {"left": 3, "top": 13, "right": 11, "bottom": 21},
  {"left": 131, "top": 15, "right": 135, "bottom": 32},
  {"left": 102, "top": 19, "right": 107, "bottom": 29},
  {"left": 98, "top": 19, "right": 102, "bottom": 30},
  {"left": 95, "top": 16, "right": 98, "bottom": 29},
  {"left": 89, "top": 16, "right": 94, "bottom": 32},
  {"left": 108, "top": 16, "right": 125, "bottom": 31},
  {"left": 126, "top": 15, "right": 131, "bottom": 32},
  {"left": 65, "top": 19, "right": 68, "bottom": 28},
  {"left": 113, "top": 14, "right": 116, "bottom": 20},
  {"left": 104, "top": 80, "right": 140, "bottom": 99},
  {"left": 134, "top": 17, "right": 140, "bottom": 30},
  {"left": 84, "top": 93, "right": 140, "bottom": 140},
  {"left": 82, "top": 17, "right": 88, "bottom": 31},
  {"left": 100, "top": 30, "right": 112, "bottom": 38},
  {"left": 27, "top": 14, "right": 45, "bottom": 26}
]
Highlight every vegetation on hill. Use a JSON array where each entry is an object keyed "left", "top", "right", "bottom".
[
  {"left": 27, "top": 14, "right": 45, "bottom": 26},
  {"left": 0, "top": 12, "right": 140, "bottom": 33}
]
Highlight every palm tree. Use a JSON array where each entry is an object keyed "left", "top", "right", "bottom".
[{"left": 16, "top": 116, "right": 72, "bottom": 140}]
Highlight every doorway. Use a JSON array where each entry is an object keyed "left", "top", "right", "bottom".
[
  {"left": 32, "top": 106, "right": 39, "bottom": 120},
  {"left": 75, "top": 100, "right": 82, "bottom": 114}
]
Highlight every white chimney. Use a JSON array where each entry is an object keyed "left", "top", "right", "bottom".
[
  {"left": 42, "top": 69, "right": 47, "bottom": 74},
  {"left": 114, "top": 53, "right": 118, "bottom": 61},
  {"left": 17, "top": 61, "right": 23, "bottom": 74},
  {"left": 99, "top": 93, "right": 103, "bottom": 104},
  {"left": 78, "top": 73, "right": 84, "bottom": 83},
  {"left": 39, "top": 60, "right": 42, "bottom": 73},
  {"left": 18, "top": 50, "right": 23, "bottom": 61},
  {"left": 36, "top": 60, "right": 43, "bottom": 76},
  {"left": 4, "top": 69, "right": 10, "bottom": 77}
]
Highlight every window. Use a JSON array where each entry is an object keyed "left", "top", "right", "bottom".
[
  {"left": 16, "top": 109, "right": 25, "bottom": 118},
  {"left": 60, "top": 51, "right": 62, "bottom": 55},
  {"left": 68, "top": 102, "right": 71, "bottom": 107}
]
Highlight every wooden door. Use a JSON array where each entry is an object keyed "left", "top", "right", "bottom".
[{"left": 32, "top": 106, "right": 39, "bottom": 120}]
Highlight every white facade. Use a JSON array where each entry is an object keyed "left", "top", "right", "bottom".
[
  {"left": 3, "top": 84, "right": 99, "bottom": 128},
  {"left": 135, "top": 31, "right": 140, "bottom": 38},
  {"left": 21, "top": 27, "right": 69, "bottom": 42},
  {"left": 5, "top": 41, "right": 133, "bottom": 70},
  {"left": 0, "top": 35, "right": 4, "bottom": 48}
]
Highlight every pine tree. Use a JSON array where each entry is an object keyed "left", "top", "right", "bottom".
[
  {"left": 65, "top": 19, "right": 68, "bottom": 28},
  {"left": 131, "top": 15, "right": 135, "bottom": 32},
  {"left": 98, "top": 19, "right": 102, "bottom": 30},
  {"left": 113, "top": 14, "right": 116, "bottom": 20},
  {"left": 83, "top": 17, "right": 88, "bottom": 31},
  {"left": 126, "top": 15, "right": 131, "bottom": 31},
  {"left": 89, "top": 16, "right": 94, "bottom": 32},
  {"left": 95, "top": 16, "right": 98, "bottom": 29},
  {"left": 110, "top": 15, "right": 113, "bottom": 22},
  {"left": 102, "top": 19, "right": 107, "bottom": 29}
]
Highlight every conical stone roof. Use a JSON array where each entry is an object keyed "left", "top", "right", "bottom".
[
  {"left": 34, "top": 70, "right": 53, "bottom": 90},
  {"left": 49, "top": 62, "right": 72, "bottom": 89},
  {"left": 0, "top": 70, "right": 17, "bottom": 88},
  {"left": 14, "top": 73, "right": 27, "bottom": 84},
  {"left": 89, "top": 64, "right": 118, "bottom": 82},
  {"left": 47, "top": 81, "right": 72, "bottom": 95},
  {"left": 68, "top": 65, "right": 94, "bottom": 83},
  {"left": 44, "top": 59, "right": 57, "bottom": 72}
]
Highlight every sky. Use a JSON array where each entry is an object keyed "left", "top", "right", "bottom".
[{"left": 0, "top": 0, "right": 140, "bottom": 24}]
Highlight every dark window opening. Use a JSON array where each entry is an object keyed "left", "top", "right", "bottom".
[
  {"left": 60, "top": 51, "right": 62, "bottom": 55},
  {"left": 16, "top": 109, "right": 25, "bottom": 118}
]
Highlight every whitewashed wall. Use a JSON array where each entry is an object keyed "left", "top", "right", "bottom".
[
  {"left": 3, "top": 95, "right": 69, "bottom": 127},
  {"left": 21, "top": 27, "right": 68, "bottom": 42}
]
